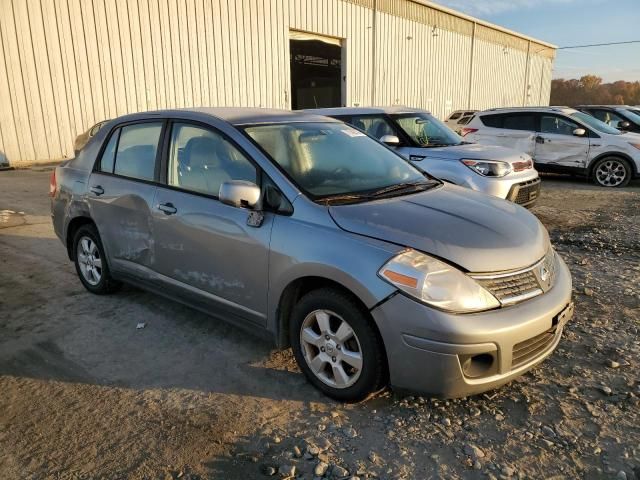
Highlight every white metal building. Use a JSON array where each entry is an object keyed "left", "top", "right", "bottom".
[{"left": 0, "top": 0, "right": 556, "bottom": 166}]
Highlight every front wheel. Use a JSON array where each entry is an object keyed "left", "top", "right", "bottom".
[
  {"left": 290, "top": 288, "right": 387, "bottom": 402},
  {"left": 591, "top": 157, "right": 632, "bottom": 187}
]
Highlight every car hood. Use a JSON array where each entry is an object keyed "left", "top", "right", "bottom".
[
  {"left": 416, "top": 143, "right": 531, "bottom": 164},
  {"left": 328, "top": 183, "right": 549, "bottom": 273}
]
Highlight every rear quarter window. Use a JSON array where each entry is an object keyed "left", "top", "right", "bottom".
[{"left": 480, "top": 114, "right": 503, "bottom": 128}]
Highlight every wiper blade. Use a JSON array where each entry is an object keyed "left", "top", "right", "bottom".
[
  {"left": 319, "top": 193, "right": 373, "bottom": 205},
  {"left": 370, "top": 181, "right": 434, "bottom": 197}
]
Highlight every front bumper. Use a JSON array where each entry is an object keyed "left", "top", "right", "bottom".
[
  {"left": 506, "top": 177, "right": 541, "bottom": 207},
  {"left": 370, "top": 255, "right": 573, "bottom": 398},
  {"left": 461, "top": 169, "right": 540, "bottom": 205}
]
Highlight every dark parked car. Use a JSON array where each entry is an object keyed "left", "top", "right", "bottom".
[{"left": 577, "top": 105, "right": 640, "bottom": 134}]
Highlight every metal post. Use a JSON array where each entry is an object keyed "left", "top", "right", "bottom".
[
  {"left": 371, "top": 0, "right": 378, "bottom": 105},
  {"left": 523, "top": 40, "right": 531, "bottom": 106},
  {"left": 467, "top": 22, "right": 476, "bottom": 109}
]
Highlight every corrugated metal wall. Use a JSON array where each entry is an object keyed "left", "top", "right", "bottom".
[{"left": 0, "top": 0, "right": 555, "bottom": 166}]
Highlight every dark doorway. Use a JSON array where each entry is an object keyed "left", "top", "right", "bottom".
[{"left": 290, "top": 39, "right": 343, "bottom": 110}]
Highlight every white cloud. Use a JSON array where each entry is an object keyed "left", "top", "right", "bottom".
[{"left": 433, "top": 0, "right": 577, "bottom": 17}]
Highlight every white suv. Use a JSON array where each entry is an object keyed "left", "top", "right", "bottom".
[{"left": 463, "top": 107, "right": 640, "bottom": 187}]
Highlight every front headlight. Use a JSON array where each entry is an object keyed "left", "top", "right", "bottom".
[
  {"left": 461, "top": 159, "right": 512, "bottom": 177},
  {"left": 378, "top": 249, "right": 500, "bottom": 313},
  {"left": 629, "top": 142, "right": 640, "bottom": 150}
]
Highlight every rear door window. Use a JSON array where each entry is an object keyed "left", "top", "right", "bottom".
[
  {"left": 113, "top": 123, "right": 163, "bottom": 181},
  {"left": 502, "top": 114, "right": 536, "bottom": 131},
  {"left": 448, "top": 112, "right": 462, "bottom": 120}
]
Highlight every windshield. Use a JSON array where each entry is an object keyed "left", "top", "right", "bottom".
[
  {"left": 244, "top": 122, "right": 432, "bottom": 200},
  {"left": 392, "top": 113, "right": 463, "bottom": 147},
  {"left": 569, "top": 111, "right": 621, "bottom": 135}
]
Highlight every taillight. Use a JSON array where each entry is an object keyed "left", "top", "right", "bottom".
[
  {"left": 460, "top": 128, "right": 478, "bottom": 137},
  {"left": 49, "top": 169, "right": 57, "bottom": 197}
]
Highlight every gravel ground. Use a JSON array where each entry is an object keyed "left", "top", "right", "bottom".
[{"left": 0, "top": 169, "right": 639, "bottom": 480}]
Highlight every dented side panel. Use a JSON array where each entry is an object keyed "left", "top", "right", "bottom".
[
  {"left": 86, "top": 172, "right": 158, "bottom": 273},
  {"left": 151, "top": 188, "right": 273, "bottom": 326}
]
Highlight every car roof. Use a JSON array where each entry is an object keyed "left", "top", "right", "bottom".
[
  {"left": 104, "top": 107, "right": 339, "bottom": 126},
  {"left": 478, "top": 106, "right": 578, "bottom": 115},
  {"left": 304, "top": 106, "right": 431, "bottom": 116},
  {"left": 576, "top": 105, "right": 633, "bottom": 109}
]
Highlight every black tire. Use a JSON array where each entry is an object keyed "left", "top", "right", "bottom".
[
  {"left": 72, "top": 224, "right": 121, "bottom": 294},
  {"left": 591, "top": 156, "right": 632, "bottom": 187},
  {"left": 290, "top": 288, "right": 387, "bottom": 402}
]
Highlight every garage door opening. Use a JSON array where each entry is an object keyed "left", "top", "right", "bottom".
[{"left": 290, "top": 32, "right": 343, "bottom": 110}]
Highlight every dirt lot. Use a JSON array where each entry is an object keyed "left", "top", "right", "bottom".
[{"left": 1, "top": 169, "right": 639, "bottom": 480}]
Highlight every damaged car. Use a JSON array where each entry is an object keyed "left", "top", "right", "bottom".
[{"left": 51, "top": 108, "right": 573, "bottom": 402}]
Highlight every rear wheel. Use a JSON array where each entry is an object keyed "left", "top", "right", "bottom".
[
  {"left": 72, "top": 224, "right": 121, "bottom": 294},
  {"left": 592, "top": 156, "right": 632, "bottom": 187},
  {"left": 290, "top": 288, "right": 387, "bottom": 402}
]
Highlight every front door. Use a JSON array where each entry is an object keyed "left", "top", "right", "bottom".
[
  {"left": 534, "top": 114, "right": 590, "bottom": 168},
  {"left": 87, "top": 121, "right": 164, "bottom": 275},
  {"left": 152, "top": 121, "right": 272, "bottom": 326}
]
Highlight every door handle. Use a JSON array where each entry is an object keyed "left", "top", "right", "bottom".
[
  {"left": 409, "top": 154, "right": 426, "bottom": 161},
  {"left": 157, "top": 202, "right": 177, "bottom": 215},
  {"left": 535, "top": 136, "right": 547, "bottom": 144},
  {"left": 89, "top": 185, "right": 104, "bottom": 196}
]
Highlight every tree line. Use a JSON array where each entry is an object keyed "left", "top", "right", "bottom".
[{"left": 550, "top": 76, "right": 640, "bottom": 106}]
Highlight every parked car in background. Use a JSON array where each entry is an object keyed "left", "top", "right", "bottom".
[
  {"left": 306, "top": 107, "right": 541, "bottom": 207},
  {"left": 577, "top": 105, "right": 640, "bottom": 134},
  {"left": 444, "top": 109, "right": 478, "bottom": 134},
  {"left": 463, "top": 107, "right": 640, "bottom": 187},
  {"left": 50, "top": 107, "right": 573, "bottom": 402},
  {"left": 74, "top": 120, "right": 110, "bottom": 155}
]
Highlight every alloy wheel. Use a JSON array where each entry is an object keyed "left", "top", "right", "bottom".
[
  {"left": 77, "top": 235, "right": 102, "bottom": 286},
  {"left": 299, "top": 309, "right": 363, "bottom": 389},
  {"left": 595, "top": 159, "right": 627, "bottom": 187}
]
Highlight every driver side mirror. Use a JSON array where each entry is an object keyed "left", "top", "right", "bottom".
[
  {"left": 219, "top": 180, "right": 261, "bottom": 209},
  {"left": 380, "top": 134, "right": 400, "bottom": 147},
  {"left": 618, "top": 121, "right": 631, "bottom": 130},
  {"left": 572, "top": 128, "right": 587, "bottom": 137}
]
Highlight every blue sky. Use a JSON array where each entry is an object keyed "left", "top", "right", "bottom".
[{"left": 434, "top": 0, "right": 640, "bottom": 82}]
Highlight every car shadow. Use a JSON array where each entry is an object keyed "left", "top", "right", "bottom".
[{"left": 0, "top": 230, "right": 332, "bottom": 405}]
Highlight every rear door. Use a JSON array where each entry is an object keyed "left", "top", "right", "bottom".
[
  {"left": 474, "top": 113, "right": 536, "bottom": 155},
  {"left": 151, "top": 120, "right": 273, "bottom": 326},
  {"left": 87, "top": 120, "right": 165, "bottom": 276},
  {"left": 534, "top": 113, "right": 590, "bottom": 168}
]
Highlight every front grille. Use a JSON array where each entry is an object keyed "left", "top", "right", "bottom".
[
  {"left": 471, "top": 249, "right": 556, "bottom": 306},
  {"left": 509, "top": 178, "right": 541, "bottom": 206},
  {"left": 512, "top": 326, "right": 557, "bottom": 368},
  {"left": 475, "top": 270, "right": 542, "bottom": 304}
]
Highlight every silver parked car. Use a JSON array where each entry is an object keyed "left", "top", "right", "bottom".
[
  {"left": 306, "top": 107, "right": 541, "bottom": 207},
  {"left": 51, "top": 108, "right": 573, "bottom": 401}
]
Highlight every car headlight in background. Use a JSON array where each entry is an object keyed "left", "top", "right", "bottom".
[
  {"left": 461, "top": 159, "right": 512, "bottom": 177},
  {"left": 378, "top": 249, "right": 500, "bottom": 313}
]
